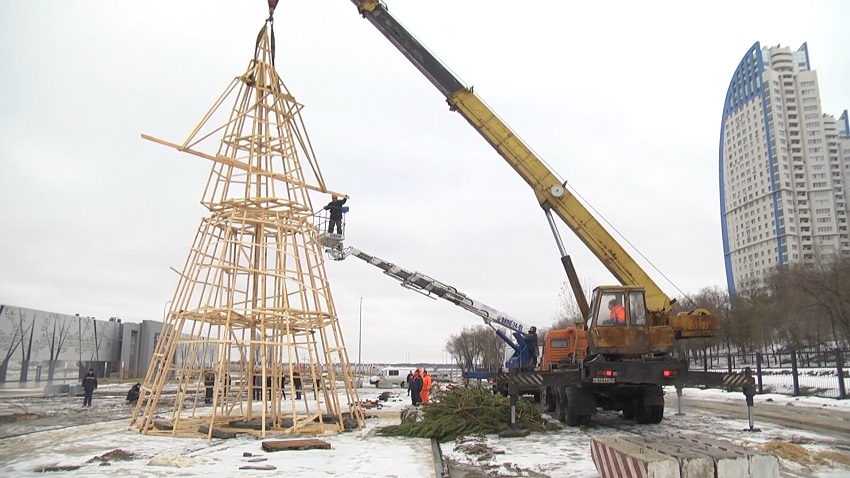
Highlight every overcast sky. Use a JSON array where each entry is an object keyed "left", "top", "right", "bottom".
[{"left": 1, "top": 1, "right": 848, "bottom": 364}]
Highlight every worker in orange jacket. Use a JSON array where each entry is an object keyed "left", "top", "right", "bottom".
[
  {"left": 608, "top": 298, "right": 626, "bottom": 325},
  {"left": 420, "top": 369, "right": 432, "bottom": 404}
]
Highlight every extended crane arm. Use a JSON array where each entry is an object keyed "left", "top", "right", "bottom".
[
  {"left": 351, "top": 0, "right": 672, "bottom": 315},
  {"left": 336, "top": 246, "right": 532, "bottom": 335}
]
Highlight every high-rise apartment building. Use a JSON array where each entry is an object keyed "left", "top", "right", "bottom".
[{"left": 720, "top": 42, "right": 850, "bottom": 295}]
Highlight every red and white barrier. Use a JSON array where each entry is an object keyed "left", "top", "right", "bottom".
[{"left": 591, "top": 436, "right": 679, "bottom": 478}]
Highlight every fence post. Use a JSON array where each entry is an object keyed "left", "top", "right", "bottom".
[
  {"left": 837, "top": 349, "right": 846, "bottom": 400},
  {"left": 727, "top": 352, "right": 733, "bottom": 374},
  {"left": 703, "top": 351, "right": 708, "bottom": 373},
  {"left": 791, "top": 351, "right": 800, "bottom": 396},
  {"left": 756, "top": 352, "right": 764, "bottom": 395}
]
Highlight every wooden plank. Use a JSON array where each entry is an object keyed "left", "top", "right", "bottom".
[{"left": 262, "top": 439, "right": 331, "bottom": 452}]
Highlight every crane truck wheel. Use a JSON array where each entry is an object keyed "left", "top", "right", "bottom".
[
  {"left": 649, "top": 404, "right": 664, "bottom": 423},
  {"left": 541, "top": 387, "right": 556, "bottom": 413},
  {"left": 634, "top": 386, "right": 665, "bottom": 424},
  {"left": 554, "top": 389, "right": 567, "bottom": 423},
  {"left": 636, "top": 404, "right": 664, "bottom": 424},
  {"left": 554, "top": 387, "right": 587, "bottom": 427}
]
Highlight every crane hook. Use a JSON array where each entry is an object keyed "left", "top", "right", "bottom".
[{"left": 267, "top": 0, "right": 279, "bottom": 21}]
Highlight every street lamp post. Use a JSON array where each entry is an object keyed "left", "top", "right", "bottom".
[
  {"left": 358, "top": 297, "right": 363, "bottom": 372},
  {"left": 162, "top": 300, "right": 172, "bottom": 322}
]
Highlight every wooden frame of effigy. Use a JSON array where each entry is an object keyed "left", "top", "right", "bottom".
[{"left": 129, "top": 14, "right": 364, "bottom": 438}]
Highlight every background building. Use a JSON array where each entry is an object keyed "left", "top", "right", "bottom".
[
  {"left": 0, "top": 304, "right": 164, "bottom": 386},
  {"left": 720, "top": 42, "right": 850, "bottom": 295}
]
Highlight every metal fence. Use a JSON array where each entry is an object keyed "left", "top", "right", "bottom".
[{"left": 689, "top": 348, "right": 848, "bottom": 399}]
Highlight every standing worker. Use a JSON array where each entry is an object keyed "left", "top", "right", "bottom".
[
  {"left": 420, "top": 369, "right": 432, "bottom": 404},
  {"left": 252, "top": 367, "right": 263, "bottom": 401},
  {"left": 324, "top": 194, "right": 348, "bottom": 234},
  {"left": 204, "top": 371, "right": 215, "bottom": 405},
  {"left": 409, "top": 369, "right": 423, "bottom": 406},
  {"left": 293, "top": 370, "right": 302, "bottom": 400},
  {"left": 82, "top": 368, "right": 97, "bottom": 407},
  {"left": 406, "top": 370, "right": 414, "bottom": 396},
  {"left": 525, "top": 326, "right": 539, "bottom": 369}
]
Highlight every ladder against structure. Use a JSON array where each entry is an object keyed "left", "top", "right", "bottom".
[{"left": 130, "top": 16, "right": 363, "bottom": 438}]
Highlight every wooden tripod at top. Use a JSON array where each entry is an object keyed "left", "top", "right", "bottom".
[{"left": 130, "top": 19, "right": 364, "bottom": 437}]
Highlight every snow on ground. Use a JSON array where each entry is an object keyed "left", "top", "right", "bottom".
[
  {"left": 441, "top": 387, "right": 850, "bottom": 478},
  {"left": 675, "top": 384, "right": 850, "bottom": 411},
  {"left": 0, "top": 382, "right": 848, "bottom": 477}
]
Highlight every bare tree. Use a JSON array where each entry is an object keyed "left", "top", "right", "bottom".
[
  {"left": 553, "top": 280, "right": 589, "bottom": 326},
  {"left": 476, "top": 327, "right": 506, "bottom": 371},
  {"left": 76, "top": 316, "right": 95, "bottom": 373},
  {"left": 446, "top": 325, "right": 506, "bottom": 373},
  {"left": 446, "top": 327, "right": 477, "bottom": 373},
  {"left": 765, "top": 267, "right": 823, "bottom": 350},
  {"left": 17, "top": 309, "right": 38, "bottom": 382},
  {"left": 0, "top": 306, "right": 24, "bottom": 382},
  {"left": 727, "top": 283, "right": 771, "bottom": 354},
  {"left": 776, "top": 254, "right": 850, "bottom": 348},
  {"left": 41, "top": 313, "right": 74, "bottom": 381}
]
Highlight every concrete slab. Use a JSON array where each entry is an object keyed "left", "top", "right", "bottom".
[
  {"left": 591, "top": 436, "right": 679, "bottom": 478},
  {"left": 638, "top": 437, "right": 714, "bottom": 478},
  {"left": 43, "top": 384, "right": 69, "bottom": 395},
  {"left": 667, "top": 434, "right": 779, "bottom": 478},
  {"left": 615, "top": 434, "right": 780, "bottom": 478}
]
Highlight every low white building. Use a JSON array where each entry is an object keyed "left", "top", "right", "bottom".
[{"left": 0, "top": 304, "right": 164, "bottom": 385}]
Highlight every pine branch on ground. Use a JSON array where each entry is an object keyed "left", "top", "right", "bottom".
[{"left": 377, "top": 385, "right": 547, "bottom": 442}]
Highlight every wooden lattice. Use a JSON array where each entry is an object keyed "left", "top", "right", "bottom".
[{"left": 130, "top": 18, "right": 363, "bottom": 438}]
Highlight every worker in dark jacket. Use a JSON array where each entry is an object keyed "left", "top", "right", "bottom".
[
  {"left": 293, "top": 370, "right": 302, "bottom": 400},
  {"left": 82, "top": 368, "right": 98, "bottom": 407},
  {"left": 406, "top": 370, "right": 414, "bottom": 396},
  {"left": 126, "top": 383, "right": 141, "bottom": 403},
  {"left": 525, "top": 326, "right": 539, "bottom": 369},
  {"left": 204, "top": 371, "right": 215, "bottom": 404},
  {"left": 324, "top": 194, "right": 348, "bottom": 234},
  {"left": 408, "top": 369, "right": 423, "bottom": 406}
]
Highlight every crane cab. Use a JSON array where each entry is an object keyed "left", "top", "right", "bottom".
[{"left": 586, "top": 286, "right": 676, "bottom": 356}]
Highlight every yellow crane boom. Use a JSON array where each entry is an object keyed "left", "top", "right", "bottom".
[{"left": 352, "top": 0, "right": 672, "bottom": 315}]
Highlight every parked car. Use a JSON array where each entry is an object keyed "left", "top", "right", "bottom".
[{"left": 369, "top": 367, "right": 407, "bottom": 388}]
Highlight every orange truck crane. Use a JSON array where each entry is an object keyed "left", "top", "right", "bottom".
[{"left": 347, "top": 0, "right": 756, "bottom": 427}]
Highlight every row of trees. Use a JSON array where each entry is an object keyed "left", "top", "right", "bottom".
[
  {"left": 444, "top": 254, "right": 850, "bottom": 371},
  {"left": 678, "top": 254, "right": 850, "bottom": 358}
]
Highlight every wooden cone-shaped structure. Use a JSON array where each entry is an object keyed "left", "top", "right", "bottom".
[{"left": 130, "top": 20, "right": 364, "bottom": 437}]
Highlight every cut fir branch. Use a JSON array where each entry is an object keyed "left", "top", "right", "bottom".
[{"left": 378, "top": 385, "right": 547, "bottom": 442}]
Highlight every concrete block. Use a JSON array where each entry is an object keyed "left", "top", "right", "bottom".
[
  {"left": 715, "top": 455, "right": 750, "bottom": 478},
  {"left": 68, "top": 384, "right": 84, "bottom": 396},
  {"left": 43, "top": 384, "right": 70, "bottom": 395},
  {"left": 591, "top": 436, "right": 679, "bottom": 478},
  {"left": 615, "top": 434, "right": 780, "bottom": 478},
  {"left": 638, "top": 437, "right": 714, "bottom": 478},
  {"left": 749, "top": 452, "right": 780, "bottom": 478},
  {"left": 667, "top": 434, "right": 779, "bottom": 478}
]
